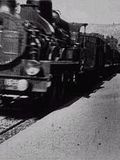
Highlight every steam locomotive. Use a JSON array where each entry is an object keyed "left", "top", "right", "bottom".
[{"left": 0, "top": 0, "right": 119, "bottom": 107}]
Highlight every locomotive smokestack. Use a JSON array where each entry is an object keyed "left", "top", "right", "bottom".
[
  {"left": 0, "top": 0, "right": 16, "bottom": 15},
  {"left": 39, "top": 0, "right": 52, "bottom": 23},
  {"left": 27, "top": 0, "right": 52, "bottom": 23}
]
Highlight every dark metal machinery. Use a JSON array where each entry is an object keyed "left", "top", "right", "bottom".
[{"left": 0, "top": 0, "right": 119, "bottom": 107}]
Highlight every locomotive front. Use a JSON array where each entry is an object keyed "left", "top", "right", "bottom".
[
  {"left": 0, "top": 0, "right": 53, "bottom": 96},
  {"left": 0, "top": 0, "right": 90, "bottom": 107}
]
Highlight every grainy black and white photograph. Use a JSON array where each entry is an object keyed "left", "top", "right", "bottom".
[{"left": 0, "top": 0, "right": 120, "bottom": 159}]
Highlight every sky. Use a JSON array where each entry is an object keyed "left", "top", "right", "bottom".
[
  {"left": 52, "top": 0, "right": 120, "bottom": 24},
  {"left": 17, "top": 0, "right": 120, "bottom": 24}
]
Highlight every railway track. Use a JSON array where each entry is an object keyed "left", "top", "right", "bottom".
[
  {"left": 0, "top": 100, "right": 38, "bottom": 144},
  {"left": 0, "top": 117, "right": 24, "bottom": 135},
  {"left": 0, "top": 115, "right": 37, "bottom": 144}
]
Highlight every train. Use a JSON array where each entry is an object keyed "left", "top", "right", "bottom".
[{"left": 0, "top": 0, "right": 119, "bottom": 107}]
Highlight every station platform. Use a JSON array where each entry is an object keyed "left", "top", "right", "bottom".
[{"left": 0, "top": 73, "right": 120, "bottom": 160}]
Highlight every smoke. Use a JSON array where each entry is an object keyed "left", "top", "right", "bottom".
[{"left": 16, "top": 0, "right": 27, "bottom": 5}]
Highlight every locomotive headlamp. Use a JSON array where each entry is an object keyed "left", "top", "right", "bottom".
[
  {"left": 25, "top": 60, "right": 40, "bottom": 76},
  {"left": 18, "top": 79, "right": 28, "bottom": 91}
]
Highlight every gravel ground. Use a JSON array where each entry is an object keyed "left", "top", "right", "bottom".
[{"left": 0, "top": 74, "right": 120, "bottom": 160}]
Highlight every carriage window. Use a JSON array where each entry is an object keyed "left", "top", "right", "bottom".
[
  {"left": 0, "top": 18, "right": 3, "bottom": 29},
  {"left": 0, "top": 18, "right": 3, "bottom": 24}
]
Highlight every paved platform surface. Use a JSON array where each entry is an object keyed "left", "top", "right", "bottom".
[{"left": 0, "top": 74, "right": 120, "bottom": 160}]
